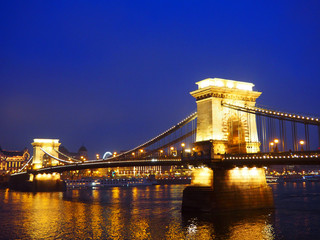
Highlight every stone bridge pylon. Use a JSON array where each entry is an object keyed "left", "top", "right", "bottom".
[
  {"left": 190, "top": 78, "right": 261, "bottom": 155},
  {"left": 182, "top": 78, "right": 273, "bottom": 212},
  {"left": 31, "top": 139, "right": 61, "bottom": 169}
]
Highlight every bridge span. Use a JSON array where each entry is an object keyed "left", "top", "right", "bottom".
[
  {"left": 13, "top": 151, "right": 320, "bottom": 175},
  {"left": 10, "top": 77, "right": 320, "bottom": 212}
]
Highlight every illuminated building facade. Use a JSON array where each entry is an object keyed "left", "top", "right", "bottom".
[
  {"left": 0, "top": 147, "right": 29, "bottom": 174},
  {"left": 114, "top": 165, "right": 182, "bottom": 177}
]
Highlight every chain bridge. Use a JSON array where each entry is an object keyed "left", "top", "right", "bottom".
[{"left": 10, "top": 78, "right": 320, "bottom": 212}]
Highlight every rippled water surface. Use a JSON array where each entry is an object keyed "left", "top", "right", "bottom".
[{"left": 1, "top": 183, "right": 320, "bottom": 239}]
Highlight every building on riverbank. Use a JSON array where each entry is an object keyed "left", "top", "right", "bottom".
[{"left": 0, "top": 147, "right": 30, "bottom": 174}]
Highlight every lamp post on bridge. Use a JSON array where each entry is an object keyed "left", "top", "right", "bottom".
[
  {"left": 274, "top": 139, "right": 279, "bottom": 152},
  {"left": 139, "top": 149, "right": 144, "bottom": 157},
  {"left": 299, "top": 140, "right": 305, "bottom": 151},
  {"left": 181, "top": 143, "right": 185, "bottom": 158},
  {"left": 170, "top": 146, "right": 174, "bottom": 156},
  {"left": 159, "top": 149, "right": 163, "bottom": 157},
  {"left": 269, "top": 142, "right": 274, "bottom": 152}
]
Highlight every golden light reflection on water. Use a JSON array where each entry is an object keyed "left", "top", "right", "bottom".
[
  {"left": 132, "top": 187, "right": 138, "bottom": 201},
  {"left": 4, "top": 188, "right": 9, "bottom": 203},
  {"left": 112, "top": 187, "right": 120, "bottom": 200},
  {"left": 107, "top": 208, "right": 124, "bottom": 239},
  {"left": 129, "top": 217, "right": 151, "bottom": 240},
  {"left": 165, "top": 222, "right": 185, "bottom": 240},
  {"left": 0, "top": 186, "right": 276, "bottom": 239},
  {"left": 90, "top": 194, "right": 104, "bottom": 239},
  {"left": 182, "top": 211, "right": 274, "bottom": 240},
  {"left": 24, "top": 193, "right": 62, "bottom": 239},
  {"left": 229, "top": 219, "right": 274, "bottom": 240}
]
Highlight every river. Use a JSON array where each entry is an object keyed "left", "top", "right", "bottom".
[{"left": 1, "top": 182, "right": 320, "bottom": 239}]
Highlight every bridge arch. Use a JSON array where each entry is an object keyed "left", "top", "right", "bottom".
[{"left": 226, "top": 114, "right": 246, "bottom": 153}]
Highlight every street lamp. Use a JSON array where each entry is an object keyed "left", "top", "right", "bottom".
[
  {"left": 299, "top": 140, "right": 305, "bottom": 151},
  {"left": 181, "top": 143, "right": 185, "bottom": 157},
  {"left": 96, "top": 154, "right": 100, "bottom": 160},
  {"left": 170, "top": 146, "right": 174, "bottom": 156},
  {"left": 269, "top": 142, "right": 274, "bottom": 152},
  {"left": 274, "top": 139, "right": 279, "bottom": 152},
  {"left": 159, "top": 149, "right": 163, "bottom": 156},
  {"left": 139, "top": 149, "right": 144, "bottom": 156}
]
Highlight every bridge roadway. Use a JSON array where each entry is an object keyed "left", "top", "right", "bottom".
[{"left": 14, "top": 151, "right": 320, "bottom": 175}]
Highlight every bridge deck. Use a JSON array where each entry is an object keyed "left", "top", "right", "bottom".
[{"left": 12, "top": 151, "right": 320, "bottom": 175}]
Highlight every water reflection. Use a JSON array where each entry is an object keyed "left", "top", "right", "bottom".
[
  {"left": 2, "top": 184, "right": 320, "bottom": 239},
  {"left": 0, "top": 186, "right": 276, "bottom": 239},
  {"left": 182, "top": 210, "right": 275, "bottom": 240}
]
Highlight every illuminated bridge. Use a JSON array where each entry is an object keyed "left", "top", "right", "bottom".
[{"left": 11, "top": 78, "right": 320, "bottom": 212}]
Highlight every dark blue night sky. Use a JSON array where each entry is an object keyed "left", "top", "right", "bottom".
[{"left": 1, "top": 1, "right": 319, "bottom": 157}]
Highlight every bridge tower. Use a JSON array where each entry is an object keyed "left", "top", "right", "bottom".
[
  {"left": 190, "top": 78, "right": 261, "bottom": 154},
  {"left": 182, "top": 78, "right": 273, "bottom": 212},
  {"left": 31, "top": 139, "right": 61, "bottom": 169}
]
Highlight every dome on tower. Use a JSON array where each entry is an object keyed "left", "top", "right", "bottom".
[{"left": 78, "top": 146, "right": 87, "bottom": 152}]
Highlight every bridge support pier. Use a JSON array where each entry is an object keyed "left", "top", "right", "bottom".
[
  {"left": 182, "top": 167, "right": 273, "bottom": 212},
  {"left": 9, "top": 173, "right": 65, "bottom": 192}
]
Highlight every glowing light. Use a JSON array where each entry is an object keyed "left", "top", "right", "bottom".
[
  {"left": 226, "top": 82, "right": 234, "bottom": 88},
  {"left": 33, "top": 139, "right": 59, "bottom": 144},
  {"left": 196, "top": 78, "right": 253, "bottom": 90},
  {"left": 35, "top": 173, "right": 60, "bottom": 181},
  {"left": 191, "top": 167, "right": 213, "bottom": 186},
  {"left": 229, "top": 167, "right": 261, "bottom": 180},
  {"left": 235, "top": 83, "right": 253, "bottom": 91}
]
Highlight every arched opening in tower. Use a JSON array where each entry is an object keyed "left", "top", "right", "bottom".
[{"left": 227, "top": 116, "right": 247, "bottom": 153}]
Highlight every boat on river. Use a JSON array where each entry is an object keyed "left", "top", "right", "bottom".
[
  {"left": 65, "top": 178, "right": 157, "bottom": 189},
  {"left": 303, "top": 175, "right": 320, "bottom": 182},
  {"left": 276, "top": 174, "right": 320, "bottom": 183},
  {"left": 266, "top": 175, "right": 279, "bottom": 183}
]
